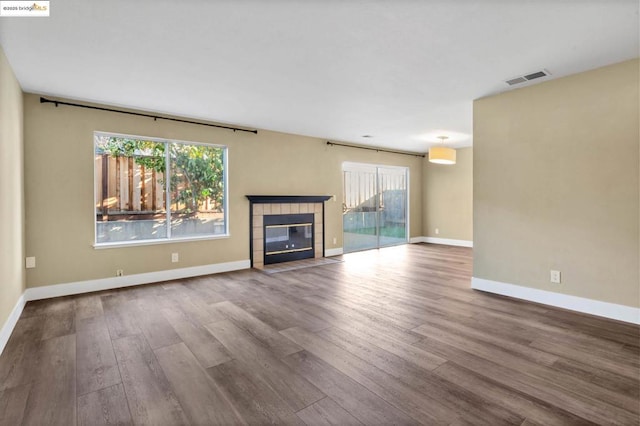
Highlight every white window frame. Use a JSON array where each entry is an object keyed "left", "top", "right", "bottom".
[{"left": 93, "top": 131, "right": 229, "bottom": 248}]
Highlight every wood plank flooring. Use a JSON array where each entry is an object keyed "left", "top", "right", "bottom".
[{"left": 0, "top": 243, "right": 638, "bottom": 425}]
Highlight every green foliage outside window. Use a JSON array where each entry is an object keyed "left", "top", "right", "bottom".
[{"left": 96, "top": 137, "right": 225, "bottom": 213}]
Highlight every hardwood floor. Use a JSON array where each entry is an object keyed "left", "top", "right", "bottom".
[{"left": 0, "top": 243, "right": 638, "bottom": 425}]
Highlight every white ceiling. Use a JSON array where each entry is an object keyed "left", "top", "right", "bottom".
[{"left": 1, "top": 1, "right": 638, "bottom": 152}]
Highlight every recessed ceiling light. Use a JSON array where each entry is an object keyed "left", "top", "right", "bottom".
[{"left": 361, "top": 135, "right": 373, "bottom": 138}]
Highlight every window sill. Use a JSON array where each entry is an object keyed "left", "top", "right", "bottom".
[{"left": 93, "top": 234, "right": 231, "bottom": 249}]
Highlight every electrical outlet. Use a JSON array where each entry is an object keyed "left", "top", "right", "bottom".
[
  {"left": 550, "top": 270, "right": 561, "bottom": 284},
  {"left": 171, "top": 253, "right": 179, "bottom": 263},
  {"left": 25, "top": 256, "right": 36, "bottom": 269},
  {"left": 435, "top": 228, "right": 439, "bottom": 235},
  {"left": 116, "top": 269, "right": 124, "bottom": 277},
  {"left": 333, "top": 237, "right": 337, "bottom": 245}
]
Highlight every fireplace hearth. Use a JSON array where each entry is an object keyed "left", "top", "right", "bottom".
[{"left": 246, "top": 195, "right": 331, "bottom": 268}]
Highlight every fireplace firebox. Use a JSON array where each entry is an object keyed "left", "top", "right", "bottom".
[
  {"left": 264, "top": 213, "right": 314, "bottom": 264},
  {"left": 246, "top": 195, "right": 332, "bottom": 269}
]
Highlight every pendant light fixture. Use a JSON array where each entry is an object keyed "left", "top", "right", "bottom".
[{"left": 428, "top": 136, "right": 456, "bottom": 165}]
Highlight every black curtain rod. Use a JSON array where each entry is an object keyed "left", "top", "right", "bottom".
[
  {"left": 39, "top": 97, "right": 258, "bottom": 134},
  {"left": 326, "top": 141, "right": 425, "bottom": 158}
]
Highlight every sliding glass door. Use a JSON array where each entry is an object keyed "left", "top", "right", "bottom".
[
  {"left": 342, "top": 162, "right": 408, "bottom": 253},
  {"left": 378, "top": 166, "right": 409, "bottom": 247}
]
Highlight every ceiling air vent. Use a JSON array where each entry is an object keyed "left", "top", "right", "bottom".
[
  {"left": 505, "top": 69, "right": 550, "bottom": 86},
  {"left": 506, "top": 77, "right": 527, "bottom": 86},
  {"left": 524, "top": 71, "right": 548, "bottom": 80}
]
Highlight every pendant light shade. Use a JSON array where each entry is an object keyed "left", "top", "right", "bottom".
[{"left": 429, "top": 136, "right": 456, "bottom": 165}]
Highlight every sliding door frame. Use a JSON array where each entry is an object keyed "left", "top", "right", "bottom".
[{"left": 342, "top": 161, "right": 410, "bottom": 253}]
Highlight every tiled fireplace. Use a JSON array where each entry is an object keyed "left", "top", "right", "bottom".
[{"left": 246, "top": 195, "right": 331, "bottom": 269}]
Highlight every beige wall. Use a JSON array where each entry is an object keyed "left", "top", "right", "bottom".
[
  {"left": 0, "top": 46, "right": 25, "bottom": 328},
  {"left": 423, "top": 147, "right": 473, "bottom": 241},
  {"left": 473, "top": 59, "right": 639, "bottom": 308},
  {"left": 23, "top": 93, "right": 423, "bottom": 287}
]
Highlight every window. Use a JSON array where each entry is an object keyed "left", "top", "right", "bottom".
[{"left": 94, "top": 132, "right": 228, "bottom": 245}]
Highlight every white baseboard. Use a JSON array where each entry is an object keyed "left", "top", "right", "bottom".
[
  {"left": 0, "top": 293, "right": 26, "bottom": 356},
  {"left": 411, "top": 236, "right": 473, "bottom": 247},
  {"left": 325, "top": 247, "right": 344, "bottom": 257},
  {"left": 472, "top": 277, "right": 640, "bottom": 325},
  {"left": 24, "top": 259, "right": 250, "bottom": 302},
  {"left": 0, "top": 259, "right": 249, "bottom": 355}
]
